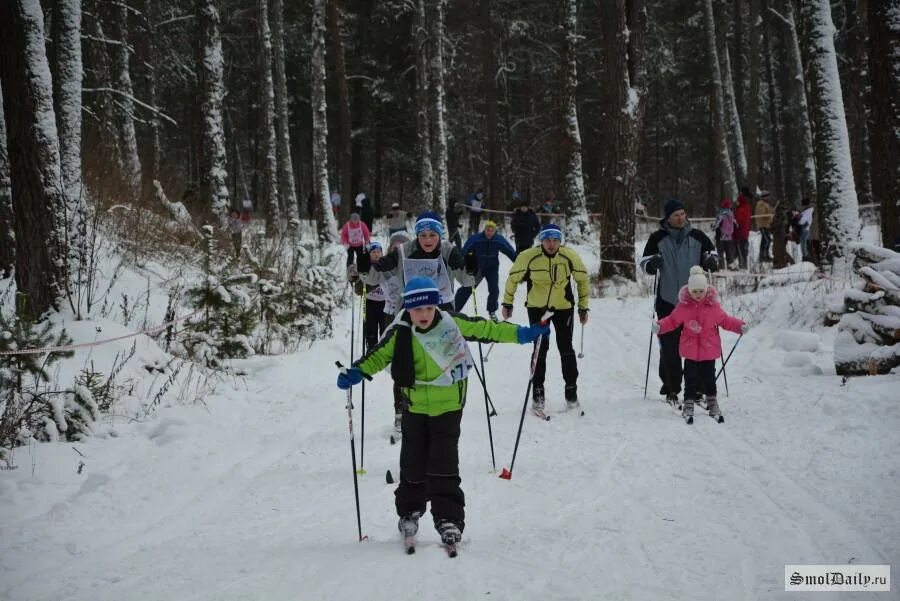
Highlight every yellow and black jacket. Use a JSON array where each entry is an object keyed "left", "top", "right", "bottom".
[{"left": 502, "top": 246, "right": 590, "bottom": 311}]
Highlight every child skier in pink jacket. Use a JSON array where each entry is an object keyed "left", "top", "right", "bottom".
[{"left": 653, "top": 266, "right": 748, "bottom": 422}]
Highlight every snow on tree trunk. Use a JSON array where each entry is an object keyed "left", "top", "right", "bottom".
[
  {"left": 782, "top": 0, "right": 816, "bottom": 202},
  {"left": 51, "top": 0, "right": 85, "bottom": 239},
  {"left": 415, "top": 0, "right": 433, "bottom": 209},
  {"left": 257, "top": 0, "right": 281, "bottom": 238},
  {"left": 271, "top": 0, "right": 298, "bottom": 223},
  {"left": 0, "top": 86, "right": 14, "bottom": 278},
  {"left": 327, "top": 0, "right": 353, "bottom": 221},
  {"left": 428, "top": 0, "right": 448, "bottom": 214},
  {"left": 0, "top": 0, "right": 67, "bottom": 315},
  {"left": 108, "top": 2, "right": 142, "bottom": 199},
  {"left": 561, "top": 0, "right": 592, "bottom": 243},
  {"left": 800, "top": 0, "right": 861, "bottom": 259},
  {"left": 868, "top": 0, "right": 900, "bottom": 249},
  {"left": 311, "top": 0, "right": 338, "bottom": 243},
  {"left": 715, "top": 1, "right": 747, "bottom": 187},
  {"left": 703, "top": 0, "right": 737, "bottom": 201},
  {"left": 197, "top": 0, "right": 230, "bottom": 227},
  {"left": 598, "top": 0, "right": 645, "bottom": 278},
  {"left": 829, "top": 243, "right": 900, "bottom": 375}
]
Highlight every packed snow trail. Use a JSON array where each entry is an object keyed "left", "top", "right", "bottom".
[{"left": 1, "top": 258, "right": 898, "bottom": 601}]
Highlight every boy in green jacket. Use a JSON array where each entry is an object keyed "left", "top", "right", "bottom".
[{"left": 337, "top": 276, "right": 548, "bottom": 546}]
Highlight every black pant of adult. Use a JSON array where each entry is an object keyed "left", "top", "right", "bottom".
[
  {"left": 656, "top": 299, "right": 683, "bottom": 396},
  {"left": 514, "top": 237, "right": 534, "bottom": 254},
  {"left": 684, "top": 359, "right": 717, "bottom": 400},
  {"left": 346, "top": 245, "right": 366, "bottom": 268},
  {"left": 395, "top": 409, "right": 466, "bottom": 531},
  {"left": 527, "top": 307, "right": 578, "bottom": 389},
  {"left": 364, "top": 299, "right": 385, "bottom": 352}
]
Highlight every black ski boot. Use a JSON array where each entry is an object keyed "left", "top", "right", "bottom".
[
  {"left": 532, "top": 385, "right": 545, "bottom": 412},
  {"left": 398, "top": 511, "right": 421, "bottom": 537},
  {"left": 436, "top": 519, "right": 462, "bottom": 545}
]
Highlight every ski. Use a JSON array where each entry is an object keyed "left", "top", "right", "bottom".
[
  {"left": 565, "top": 403, "right": 585, "bottom": 417},
  {"left": 404, "top": 536, "right": 416, "bottom": 555},
  {"left": 444, "top": 543, "right": 458, "bottom": 558},
  {"left": 531, "top": 408, "right": 551, "bottom": 421},
  {"left": 711, "top": 414, "right": 725, "bottom": 423},
  {"left": 683, "top": 414, "right": 694, "bottom": 425}
]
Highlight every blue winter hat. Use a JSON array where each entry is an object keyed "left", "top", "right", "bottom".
[
  {"left": 367, "top": 241, "right": 383, "bottom": 253},
  {"left": 538, "top": 223, "right": 563, "bottom": 242},
  {"left": 403, "top": 276, "right": 441, "bottom": 309},
  {"left": 664, "top": 198, "right": 685, "bottom": 219},
  {"left": 414, "top": 211, "right": 444, "bottom": 236}
]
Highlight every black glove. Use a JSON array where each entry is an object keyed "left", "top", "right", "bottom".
[
  {"left": 464, "top": 252, "right": 478, "bottom": 274},
  {"left": 702, "top": 252, "right": 719, "bottom": 272},
  {"left": 578, "top": 308, "right": 589, "bottom": 318},
  {"left": 371, "top": 260, "right": 384, "bottom": 272},
  {"left": 644, "top": 253, "right": 662, "bottom": 275}
]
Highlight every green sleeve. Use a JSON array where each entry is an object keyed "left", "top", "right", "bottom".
[
  {"left": 353, "top": 326, "right": 398, "bottom": 376},
  {"left": 452, "top": 313, "right": 520, "bottom": 343}
]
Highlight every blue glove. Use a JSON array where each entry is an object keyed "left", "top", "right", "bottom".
[
  {"left": 337, "top": 368, "right": 365, "bottom": 390},
  {"left": 517, "top": 323, "right": 551, "bottom": 344}
]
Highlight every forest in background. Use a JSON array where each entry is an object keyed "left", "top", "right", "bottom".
[{"left": 1, "top": 0, "right": 898, "bottom": 316}]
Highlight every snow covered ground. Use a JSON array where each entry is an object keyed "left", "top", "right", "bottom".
[{"left": 1, "top": 244, "right": 898, "bottom": 601}]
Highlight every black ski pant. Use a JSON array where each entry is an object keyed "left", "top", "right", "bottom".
[
  {"left": 527, "top": 307, "right": 578, "bottom": 389},
  {"left": 395, "top": 409, "right": 465, "bottom": 531},
  {"left": 514, "top": 236, "right": 534, "bottom": 254},
  {"left": 363, "top": 299, "right": 385, "bottom": 351},
  {"left": 346, "top": 245, "right": 366, "bottom": 268},
  {"left": 656, "top": 299, "right": 683, "bottom": 396},
  {"left": 684, "top": 359, "right": 717, "bottom": 400}
]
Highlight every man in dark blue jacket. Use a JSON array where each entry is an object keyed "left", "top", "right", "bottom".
[
  {"left": 510, "top": 198, "right": 541, "bottom": 253},
  {"left": 640, "top": 198, "right": 719, "bottom": 405},
  {"left": 454, "top": 220, "right": 517, "bottom": 319}
]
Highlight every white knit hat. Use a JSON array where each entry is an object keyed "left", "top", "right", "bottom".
[{"left": 687, "top": 265, "right": 708, "bottom": 291}]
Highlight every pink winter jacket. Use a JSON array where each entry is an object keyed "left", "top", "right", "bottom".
[
  {"left": 340, "top": 221, "right": 371, "bottom": 248},
  {"left": 657, "top": 286, "right": 744, "bottom": 361}
]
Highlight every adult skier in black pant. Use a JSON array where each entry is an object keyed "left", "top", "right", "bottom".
[{"left": 639, "top": 198, "right": 719, "bottom": 405}]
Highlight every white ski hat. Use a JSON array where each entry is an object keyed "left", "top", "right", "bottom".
[{"left": 687, "top": 265, "right": 708, "bottom": 291}]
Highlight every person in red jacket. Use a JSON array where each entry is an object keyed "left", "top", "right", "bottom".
[
  {"left": 653, "top": 266, "right": 748, "bottom": 422},
  {"left": 734, "top": 187, "right": 752, "bottom": 269}
]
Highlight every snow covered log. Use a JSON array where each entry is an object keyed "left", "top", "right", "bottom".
[{"left": 832, "top": 244, "right": 900, "bottom": 375}]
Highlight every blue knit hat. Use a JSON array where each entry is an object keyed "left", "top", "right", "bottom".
[
  {"left": 664, "top": 198, "right": 685, "bottom": 219},
  {"left": 367, "top": 241, "right": 383, "bottom": 253},
  {"left": 538, "top": 223, "right": 563, "bottom": 241},
  {"left": 403, "top": 276, "right": 441, "bottom": 309},
  {"left": 414, "top": 211, "right": 444, "bottom": 236}
]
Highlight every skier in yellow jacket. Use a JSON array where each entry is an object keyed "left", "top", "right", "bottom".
[{"left": 501, "top": 223, "right": 590, "bottom": 411}]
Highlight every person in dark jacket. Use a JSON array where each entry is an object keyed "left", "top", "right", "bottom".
[
  {"left": 510, "top": 199, "right": 541, "bottom": 253},
  {"left": 639, "top": 198, "right": 719, "bottom": 405},
  {"left": 356, "top": 192, "right": 375, "bottom": 232},
  {"left": 734, "top": 187, "right": 752, "bottom": 269},
  {"left": 453, "top": 220, "right": 517, "bottom": 319},
  {"left": 445, "top": 202, "right": 465, "bottom": 247}
]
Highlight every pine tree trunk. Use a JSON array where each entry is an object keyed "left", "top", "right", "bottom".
[
  {"left": 108, "top": 1, "right": 141, "bottom": 199},
  {"left": 82, "top": 9, "right": 122, "bottom": 185},
  {"left": 414, "top": 0, "right": 433, "bottom": 208},
  {"left": 197, "top": 0, "right": 230, "bottom": 225},
  {"left": 141, "top": 0, "right": 161, "bottom": 187},
  {"left": 0, "top": 0, "right": 67, "bottom": 316},
  {"left": 716, "top": 0, "right": 747, "bottom": 187},
  {"left": 800, "top": 0, "right": 861, "bottom": 259},
  {"left": 598, "top": 0, "right": 645, "bottom": 277},
  {"left": 763, "top": 1, "right": 789, "bottom": 267},
  {"left": 703, "top": 0, "right": 737, "bottom": 201},
  {"left": 51, "top": 0, "right": 84, "bottom": 232},
  {"left": 561, "top": 0, "right": 591, "bottom": 242},
  {"left": 271, "top": 0, "right": 298, "bottom": 223},
  {"left": 732, "top": 0, "right": 745, "bottom": 120},
  {"left": 782, "top": 0, "right": 816, "bottom": 202},
  {"left": 745, "top": 0, "right": 762, "bottom": 188},
  {"left": 428, "top": 0, "right": 448, "bottom": 214},
  {"left": 257, "top": 0, "right": 281, "bottom": 237},
  {"left": 841, "top": 0, "right": 872, "bottom": 208},
  {"left": 868, "top": 0, "right": 900, "bottom": 249},
  {"left": 0, "top": 86, "right": 14, "bottom": 278},
  {"left": 481, "top": 0, "right": 499, "bottom": 206},
  {"left": 327, "top": 0, "right": 353, "bottom": 219},
  {"left": 311, "top": 0, "right": 338, "bottom": 243}
]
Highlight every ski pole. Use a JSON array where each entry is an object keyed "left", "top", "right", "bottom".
[
  {"left": 577, "top": 322, "right": 585, "bottom": 359},
  {"left": 469, "top": 361, "right": 498, "bottom": 416},
  {"left": 643, "top": 271, "right": 659, "bottom": 400},
  {"left": 500, "top": 311, "right": 552, "bottom": 481},
  {"left": 483, "top": 342, "right": 496, "bottom": 362},
  {"left": 335, "top": 361, "right": 371, "bottom": 542},
  {"left": 473, "top": 291, "right": 497, "bottom": 471},
  {"left": 715, "top": 334, "right": 742, "bottom": 382},
  {"left": 358, "top": 284, "right": 367, "bottom": 474},
  {"left": 716, "top": 326, "right": 730, "bottom": 397}
]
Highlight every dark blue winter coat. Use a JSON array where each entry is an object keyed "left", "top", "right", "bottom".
[{"left": 461, "top": 232, "right": 517, "bottom": 272}]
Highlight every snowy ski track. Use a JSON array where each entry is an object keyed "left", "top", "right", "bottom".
[{"left": 1, "top": 259, "right": 898, "bottom": 601}]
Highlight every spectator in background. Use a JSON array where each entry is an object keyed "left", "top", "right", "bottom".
[
  {"left": 446, "top": 201, "right": 465, "bottom": 247},
  {"left": 466, "top": 189, "right": 484, "bottom": 234},
  {"left": 798, "top": 197, "right": 814, "bottom": 262},
  {"left": 356, "top": 192, "right": 374, "bottom": 231},
  {"left": 754, "top": 191, "right": 774, "bottom": 262},
  {"left": 510, "top": 197, "right": 541, "bottom": 253},
  {"left": 734, "top": 187, "right": 752, "bottom": 269},
  {"left": 330, "top": 190, "right": 342, "bottom": 217},
  {"left": 713, "top": 199, "right": 738, "bottom": 269},
  {"left": 539, "top": 193, "right": 557, "bottom": 226}
]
